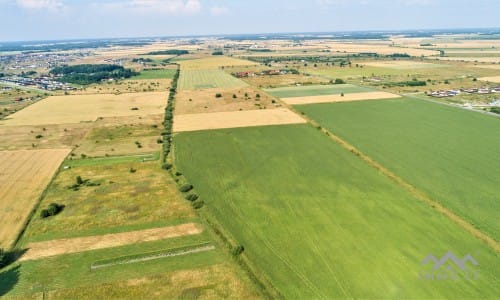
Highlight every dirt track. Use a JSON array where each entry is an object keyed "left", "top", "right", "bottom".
[{"left": 21, "top": 223, "right": 203, "bottom": 261}]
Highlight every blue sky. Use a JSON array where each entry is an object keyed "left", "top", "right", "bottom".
[{"left": 0, "top": 0, "right": 498, "bottom": 41}]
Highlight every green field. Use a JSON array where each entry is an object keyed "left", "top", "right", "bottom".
[
  {"left": 132, "top": 69, "right": 176, "bottom": 80},
  {"left": 178, "top": 70, "right": 248, "bottom": 90},
  {"left": 174, "top": 124, "right": 499, "bottom": 299},
  {"left": 297, "top": 98, "right": 500, "bottom": 241},
  {"left": 264, "top": 84, "right": 373, "bottom": 98}
]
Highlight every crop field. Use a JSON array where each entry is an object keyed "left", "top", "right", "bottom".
[
  {"left": 132, "top": 69, "right": 177, "bottom": 80},
  {"left": 173, "top": 109, "right": 306, "bottom": 132},
  {"left": 175, "top": 87, "right": 278, "bottom": 115},
  {"left": 297, "top": 98, "right": 500, "bottom": 240},
  {"left": 281, "top": 91, "right": 401, "bottom": 105},
  {"left": 178, "top": 57, "right": 258, "bottom": 70},
  {"left": 179, "top": 69, "right": 248, "bottom": 90},
  {"left": 0, "top": 92, "right": 167, "bottom": 126},
  {"left": 478, "top": 76, "right": 500, "bottom": 83},
  {"left": 0, "top": 149, "right": 70, "bottom": 248},
  {"left": 72, "top": 120, "right": 163, "bottom": 158},
  {"left": 264, "top": 84, "right": 373, "bottom": 98},
  {"left": 362, "top": 61, "right": 446, "bottom": 69},
  {"left": 174, "top": 124, "right": 499, "bottom": 298},
  {"left": 20, "top": 160, "right": 196, "bottom": 243}
]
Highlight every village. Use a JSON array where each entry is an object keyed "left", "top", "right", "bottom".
[
  {"left": 426, "top": 86, "right": 500, "bottom": 98},
  {"left": 0, "top": 75, "right": 75, "bottom": 91}
]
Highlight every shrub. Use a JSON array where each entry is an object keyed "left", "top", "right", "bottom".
[
  {"left": 185, "top": 193, "right": 199, "bottom": 202},
  {"left": 334, "top": 78, "right": 345, "bottom": 84},
  {"left": 232, "top": 245, "right": 245, "bottom": 256},
  {"left": 215, "top": 93, "right": 222, "bottom": 98},
  {"left": 40, "top": 209, "right": 50, "bottom": 218},
  {"left": 0, "top": 248, "right": 6, "bottom": 268},
  {"left": 162, "top": 163, "right": 173, "bottom": 170},
  {"left": 341, "top": 93, "right": 344, "bottom": 97},
  {"left": 175, "top": 171, "right": 183, "bottom": 176},
  {"left": 40, "top": 203, "right": 63, "bottom": 218},
  {"left": 192, "top": 200, "right": 205, "bottom": 209},
  {"left": 35, "top": 134, "right": 43, "bottom": 139},
  {"left": 157, "top": 138, "right": 163, "bottom": 144},
  {"left": 179, "top": 183, "right": 193, "bottom": 193},
  {"left": 130, "top": 168, "right": 137, "bottom": 173},
  {"left": 76, "top": 176, "right": 84, "bottom": 185}
]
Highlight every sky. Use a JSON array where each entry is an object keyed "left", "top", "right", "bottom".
[{"left": 0, "top": 0, "right": 498, "bottom": 41}]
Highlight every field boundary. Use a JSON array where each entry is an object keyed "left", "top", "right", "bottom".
[{"left": 90, "top": 242, "right": 215, "bottom": 270}]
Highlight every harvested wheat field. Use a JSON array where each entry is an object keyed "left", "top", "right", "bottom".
[
  {"left": 173, "top": 108, "right": 306, "bottom": 132},
  {"left": 1, "top": 92, "right": 167, "bottom": 126},
  {"left": 282, "top": 91, "right": 401, "bottom": 105},
  {"left": 21, "top": 223, "right": 203, "bottom": 261},
  {"left": 435, "top": 57, "right": 500, "bottom": 63},
  {"left": 179, "top": 57, "right": 258, "bottom": 70},
  {"left": 363, "top": 61, "right": 445, "bottom": 69},
  {"left": 0, "top": 149, "right": 70, "bottom": 248},
  {"left": 478, "top": 76, "right": 500, "bottom": 83},
  {"left": 473, "top": 64, "right": 500, "bottom": 70},
  {"left": 175, "top": 87, "right": 278, "bottom": 115}
]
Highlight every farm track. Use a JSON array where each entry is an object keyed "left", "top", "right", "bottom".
[
  {"left": 269, "top": 91, "right": 500, "bottom": 253},
  {"left": 21, "top": 223, "right": 204, "bottom": 261}
]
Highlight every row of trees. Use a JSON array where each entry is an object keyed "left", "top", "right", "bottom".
[
  {"left": 147, "top": 49, "right": 189, "bottom": 55},
  {"left": 161, "top": 66, "right": 180, "bottom": 161}
]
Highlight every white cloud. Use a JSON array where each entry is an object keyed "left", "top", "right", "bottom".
[
  {"left": 95, "top": 0, "right": 202, "bottom": 14},
  {"left": 16, "top": 0, "right": 65, "bottom": 11},
  {"left": 210, "top": 5, "right": 228, "bottom": 16}
]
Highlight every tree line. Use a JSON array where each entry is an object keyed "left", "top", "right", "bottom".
[{"left": 50, "top": 64, "right": 138, "bottom": 85}]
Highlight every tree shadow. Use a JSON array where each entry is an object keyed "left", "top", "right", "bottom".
[
  {"left": 0, "top": 265, "right": 21, "bottom": 296},
  {"left": 3, "top": 248, "right": 29, "bottom": 268}
]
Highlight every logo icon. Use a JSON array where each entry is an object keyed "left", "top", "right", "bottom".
[{"left": 420, "top": 251, "right": 479, "bottom": 281}]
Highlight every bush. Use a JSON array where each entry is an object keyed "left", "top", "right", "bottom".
[
  {"left": 179, "top": 183, "right": 193, "bottom": 193},
  {"left": 232, "top": 245, "right": 245, "bottom": 256},
  {"left": 215, "top": 93, "right": 222, "bottom": 98},
  {"left": 334, "top": 78, "right": 345, "bottom": 84},
  {"left": 162, "top": 163, "right": 173, "bottom": 170},
  {"left": 130, "top": 168, "right": 137, "bottom": 173},
  {"left": 185, "top": 193, "right": 199, "bottom": 202},
  {"left": 76, "top": 175, "right": 84, "bottom": 185},
  {"left": 0, "top": 248, "right": 6, "bottom": 268},
  {"left": 40, "top": 203, "right": 63, "bottom": 218},
  {"left": 192, "top": 200, "right": 205, "bottom": 209}
]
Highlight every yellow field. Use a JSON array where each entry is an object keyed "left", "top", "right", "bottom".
[
  {"left": 282, "top": 91, "right": 401, "bottom": 105},
  {"left": 0, "top": 149, "right": 70, "bottom": 248},
  {"left": 179, "top": 57, "right": 258, "bottom": 70},
  {"left": 0, "top": 92, "right": 167, "bottom": 126},
  {"left": 473, "top": 64, "right": 500, "bottom": 70},
  {"left": 173, "top": 108, "right": 306, "bottom": 132},
  {"left": 434, "top": 57, "right": 500, "bottom": 63},
  {"left": 478, "top": 76, "right": 500, "bottom": 83},
  {"left": 363, "top": 61, "right": 444, "bottom": 69}
]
